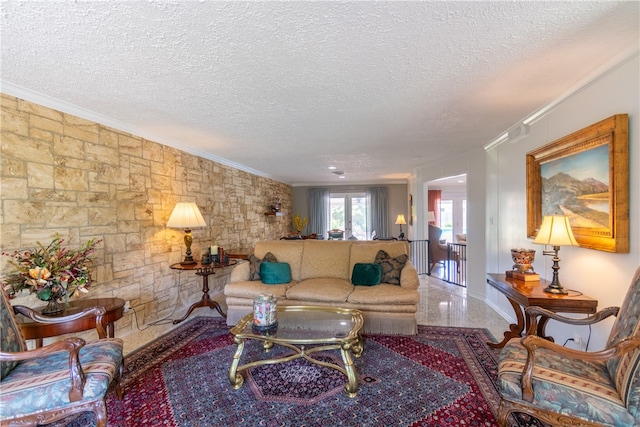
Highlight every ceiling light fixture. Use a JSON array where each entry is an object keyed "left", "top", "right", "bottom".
[{"left": 328, "top": 166, "right": 337, "bottom": 170}]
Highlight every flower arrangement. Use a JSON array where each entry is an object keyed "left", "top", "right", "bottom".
[
  {"left": 1, "top": 236, "right": 102, "bottom": 306},
  {"left": 293, "top": 214, "right": 309, "bottom": 233}
]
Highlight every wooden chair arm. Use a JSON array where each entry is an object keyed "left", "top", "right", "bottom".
[
  {"left": 525, "top": 305, "right": 619, "bottom": 335},
  {"left": 0, "top": 337, "right": 87, "bottom": 402},
  {"left": 14, "top": 305, "right": 107, "bottom": 339},
  {"left": 519, "top": 335, "right": 640, "bottom": 402}
]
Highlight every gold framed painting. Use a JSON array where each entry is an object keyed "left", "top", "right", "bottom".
[{"left": 526, "top": 114, "right": 629, "bottom": 253}]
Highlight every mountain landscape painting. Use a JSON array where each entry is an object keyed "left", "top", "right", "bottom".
[{"left": 540, "top": 143, "right": 610, "bottom": 229}]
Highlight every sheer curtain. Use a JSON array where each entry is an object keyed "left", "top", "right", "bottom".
[
  {"left": 308, "top": 188, "right": 330, "bottom": 236},
  {"left": 367, "top": 187, "right": 388, "bottom": 239}
]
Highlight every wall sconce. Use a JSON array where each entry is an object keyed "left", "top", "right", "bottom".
[
  {"left": 395, "top": 214, "right": 407, "bottom": 240},
  {"left": 533, "top": 215, "right": 579, "bottom": 294},
  {"left": 427, "top": 211, "right": 436, "bottom": 225},
  {"left": 167, "top": 202, "right": 207, "bottom": 265}
]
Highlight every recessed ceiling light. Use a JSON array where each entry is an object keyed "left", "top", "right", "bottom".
[
  {"left": 338, "top": 175, "right": 346, "bottom": 179},
  {"left": 328, "top": 166, "right": 337, "bottom": 170}
]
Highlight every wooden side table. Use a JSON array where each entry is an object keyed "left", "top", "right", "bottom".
[
  {"left": 486, "top": 273, "right": 597, "bottom": 348},
  {"left": 170, "top": 260, "right": 237, "bottom": 324},
  {"left": 17, "top": 297, "right": 125, "bottom": 348}
]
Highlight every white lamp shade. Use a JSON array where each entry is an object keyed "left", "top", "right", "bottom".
[
  {"left": 395, "top": 214, "right": 407, "bottom": 225},
  {"left": 533, "top": 215, "right": 579, "bottom": 246},
  {"left": 167, "top": 202, "right": 207, "bottom": 229},
  {"left": 427, "top": 211, "right": 436, "bottom": 222}
]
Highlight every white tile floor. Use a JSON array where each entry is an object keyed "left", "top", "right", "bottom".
[{"left": 119, "top": 274, "right": 510, "bottom": 355}]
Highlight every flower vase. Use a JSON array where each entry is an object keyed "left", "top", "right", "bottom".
[{"left": 42, "top": 296, "right": 65, "bottom": 315}]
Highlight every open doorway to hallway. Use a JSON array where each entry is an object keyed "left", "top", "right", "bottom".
[{"left": 426, "top": 174, "right": 467, "bottom": 286}]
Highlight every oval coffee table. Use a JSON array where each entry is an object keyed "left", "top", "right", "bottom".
[{"left": 229, "top": 305, "right": 364, "bottom": 397}]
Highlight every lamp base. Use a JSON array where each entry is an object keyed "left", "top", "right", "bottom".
[
  {"left": 543, "top": 285, "right": 568, "bottom": 295},
  {"left": 542, "top": 248, "right": 568, "bottom": 294},
  {"left": 180, "top": 229, "right": 197, "bottom": 265}
]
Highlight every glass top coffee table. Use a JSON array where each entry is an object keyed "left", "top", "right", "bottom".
[{"left": 229, "top": 305, "right": 364, "bottom": 397}]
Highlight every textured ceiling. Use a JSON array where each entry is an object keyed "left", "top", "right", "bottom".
[{"left": 2, "top": 1, "right": 638, "bottom": 185}]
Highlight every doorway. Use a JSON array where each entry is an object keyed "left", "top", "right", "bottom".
[{"left": 426, "top": 174, "right": 467, "bottom": 286}]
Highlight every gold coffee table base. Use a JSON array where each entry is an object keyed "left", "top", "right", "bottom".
[{"left": 229, "top": 306, "right": 364, "bottom": 397}]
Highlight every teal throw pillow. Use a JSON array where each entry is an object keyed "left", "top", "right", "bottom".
[
  {"left": 260, "top": 262, "right": 292, "bottom": 285},
  {"left": 351, "top": 263, "right": 382, "bottom": 286}
]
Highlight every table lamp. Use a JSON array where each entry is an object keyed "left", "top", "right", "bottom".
[
  {"left": 533, "top": 215, "right": 579, "bottom": 294},
  {"left": 427, "top": 211, "right": 436, "bottom": 225},
  {"left": 395, "top": 214, "right": 407, "bottom": 240},
  {"left": 167, "top": 202, "right": 207, "bottom": 265}
]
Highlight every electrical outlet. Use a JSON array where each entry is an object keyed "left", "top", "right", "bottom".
[
  {"left": 573, "top": 333, "right": 583, "bottom": 350},
  {"left": 124, "top": 300, "right": 131, "bottom": 312}
]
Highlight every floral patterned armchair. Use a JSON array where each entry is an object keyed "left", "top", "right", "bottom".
[
  {"left": 0, "top": 289, "right": 124, "bottom": 426},
  {"left": 497, "top": 266, "right": 640, "bottom": 426}
]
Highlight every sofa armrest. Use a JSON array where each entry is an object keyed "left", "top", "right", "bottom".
[
  {"left": 229, "top": 261, "right": 250, "bottom": 283},
  {"left": 400, "top": 261, "right": 420, "bottom": 290}
]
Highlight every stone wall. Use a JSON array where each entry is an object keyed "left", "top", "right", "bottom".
[{"left": 0, "top": 94, "right": 292, "bottom": 334}]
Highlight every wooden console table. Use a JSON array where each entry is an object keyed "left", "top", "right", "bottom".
[
  {"left": 170, "top": 260, "right": 237, "bottom": 324},
  {"left": 17, "top": 297, "right": 125, "bottom": 348},
  {"left": 486, "top": 273, "right": 597, "bottom": 349}
]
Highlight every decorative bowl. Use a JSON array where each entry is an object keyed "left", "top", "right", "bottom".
[{"left": 510, "top": 249, "right": 536, "bottom": 274}]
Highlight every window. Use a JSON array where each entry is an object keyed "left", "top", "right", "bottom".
[
  {"left": 439, "top": 195, "right": 466, "bottom": 243},
  {"left": 330, "top": 192, "right": 368, "bottom": 240}
]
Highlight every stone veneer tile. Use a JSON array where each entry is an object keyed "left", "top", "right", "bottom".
[{"left": 1, "top": 94, "right": 292, "bottom": 331}]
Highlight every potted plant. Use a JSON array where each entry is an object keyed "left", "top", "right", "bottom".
[{"left": 1, "top": 235, "right": 102, "bottom": 314}]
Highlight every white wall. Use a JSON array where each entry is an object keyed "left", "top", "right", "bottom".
[
  {"left": 412, "top": 53, "right": 638, "bottom": 351},
  {"left": 414, "top": 147, "right": 488, "bottom": 300},
  {"left": 485, "top": 53, "right": 640, "bottom": 350}
]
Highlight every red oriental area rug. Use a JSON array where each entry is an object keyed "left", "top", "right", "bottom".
[{"left": 52, "top": 317, "right": 547, "bottom": 426}]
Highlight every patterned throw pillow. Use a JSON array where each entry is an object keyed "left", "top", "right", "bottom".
[
  {"left": 374, "top": 250, "right": 408, "bottom": 286},
  {"left": 248, "top": 252, "right": 278, "bottom": 281}
]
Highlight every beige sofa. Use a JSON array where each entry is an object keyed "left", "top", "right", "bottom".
[{"left": 224, "top": 239, "right": 420, "bottom": 335}]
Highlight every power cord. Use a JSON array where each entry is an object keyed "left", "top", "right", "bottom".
[
  {"left": 561, "top": 320, "right": 592, "bottom": 351},
  {"left": 126, "top": 269, "right": 184, "bottom": 331}
]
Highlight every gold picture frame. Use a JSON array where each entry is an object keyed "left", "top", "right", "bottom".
[{"left": 526, "top": 114, "right": 629, "bottom": 253}]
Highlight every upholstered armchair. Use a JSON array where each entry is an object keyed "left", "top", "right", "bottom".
[
  {"left": 428, "top": 224, "right": 459, "bottom": 270},
  {"left": 497, "top": 266, "right": 640, "bottom": 426},
  {"left": 0, "top": 289, "right": 124, "bottom": 426}
]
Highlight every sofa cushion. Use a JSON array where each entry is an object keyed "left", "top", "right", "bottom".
[
  {"left": 248, "top": 252, "right": 278, "bottom": 281},
  {"left": 299, "top": 240, "right": 352, "bottom": 281},
  {"left": 351, "top": 263, "right": 382, "bottom": 286},
  {"left": 285, "top": 278, "right": 353, "bottom": 303},
  {"left": 375, "top": 250, "right": 408, "bottom": 285},
  {"left": 224, "top": 280, "right": 290, "bottom": 299},
  {"left": 254, "top": 241, "right": 304, "bottom": 282},
  {"left": 260, "top": 262, "right": 292, "bottom": 285},
  {"left": 347, "top": 284, "right": 420, "bottom": 305}
]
